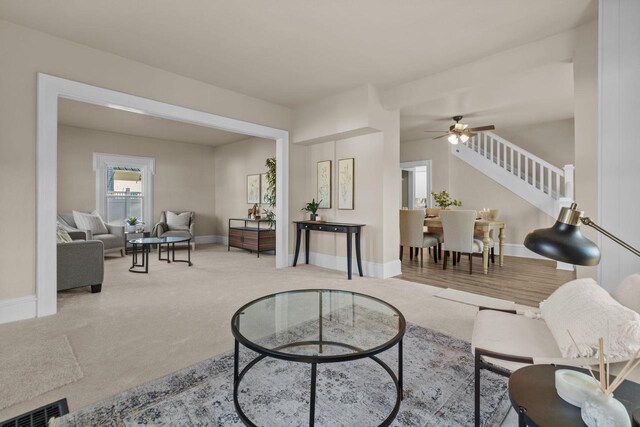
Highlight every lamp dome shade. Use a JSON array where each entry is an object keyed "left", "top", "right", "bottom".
[{"left": 524, "top": 221, "right": 601, "bottom": 266}]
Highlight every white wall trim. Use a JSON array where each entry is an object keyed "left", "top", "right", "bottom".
[
  {"left": 93, "top": 152, "right": 155, "bottom": 230},
  {"left": 0, "top": 295, "right": 37, "bottom": 325},
  {"left": 37, "top": 73, "right": 289, "bottom": 321},
  {"left": 287, "top": 252, "right": 402, "bottom": 279}
]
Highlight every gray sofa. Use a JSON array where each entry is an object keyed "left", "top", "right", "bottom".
[
  {"left": 57, "top": 231, "right": 104, "bottom": 293},
  {"left": 58, "top": 212, "right": 126, "bottom": 256}
]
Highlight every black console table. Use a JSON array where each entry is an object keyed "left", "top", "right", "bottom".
[{"left": 293, "top": 221, "right": 365, "bottom": 280}]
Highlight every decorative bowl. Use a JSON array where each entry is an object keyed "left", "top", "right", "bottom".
[{"left": 555, "top": 369, "right": 600, "bottom": 408}]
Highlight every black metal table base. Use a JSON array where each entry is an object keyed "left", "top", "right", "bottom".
[
  {"left": 129, "top": 243, "right": 150, "bottom": 273},
  {"left": 158, "top": 241, "right": 192, "bottom": 266},
  {"left": 129, "top": 240, "right": 192, "bottom": 273},
  {"left": 233, "top": 339, "right": 403, "bottom": 427}
]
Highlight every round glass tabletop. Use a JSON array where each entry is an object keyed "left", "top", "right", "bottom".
[
  {"left": 231, "top": 289, "right": 406, "bottom": 362},
  {"left": 128, "top": 236, "right": 191, "bottom": 244}
]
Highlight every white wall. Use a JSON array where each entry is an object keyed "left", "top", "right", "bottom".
[
  {"left": 493, "top": 118, "right": 575, "bottom": 168},
  {"left": 213, "top": 137, "right": 276, "bottom": 239},
  {"left": 57, "top": 125, "right": 217, "bottom": 236},
  {"left": 598, "top": 0, "right": 640, "bottom": 290},
  {"left": 0, "top": 19, "right": 290, "bottom": 300}
]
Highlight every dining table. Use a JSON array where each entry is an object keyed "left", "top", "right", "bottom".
[{"left": 424, "top": 216, "right": 506, "bottom": 274}]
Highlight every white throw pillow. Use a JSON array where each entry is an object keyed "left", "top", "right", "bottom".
[
  {"left": 166, "top": 211, "right": 191, "bottom": 231},
  {"left": 540, "top": 277, "right": 640, "bottom": 362},
  {"left": 72, "top": 210, "right": 109, "bottom": 235},
  {"left": 611, "top": 274, "right": 640, "bottom": 314}
]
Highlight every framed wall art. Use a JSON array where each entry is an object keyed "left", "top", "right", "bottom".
[
  {"left": 317, "top": 160, "right": 331, "bottom": 209},
  {"left": 260, "top": 173, "right": 268, "bottom": 204},
  {"left": 337, "top": 158, "right": 354, "bottom": 210},
  {"left": 247, "top": 174, "right": 261, "bottom": 204}
]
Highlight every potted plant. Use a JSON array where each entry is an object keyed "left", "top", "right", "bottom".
[
  {"left": 431, "top": 190, "right": 462, "bottom": 209},
  {"left": 302, "top": 198, "right": 322, "bottom": 221},
  {"left": 262, "top": 157, "right": 276, "bottom": 229},
  {"left": 125, "top": 216, "right": 139, "bottom": 233}
]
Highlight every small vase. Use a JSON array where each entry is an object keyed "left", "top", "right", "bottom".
[
  {"left": 310, "top": 213, "right": 317, "bottom": 221},
  {"left": 126, "top": 224, "right": 136, "bottom": 233},
  {"left": 581, "top": 391, "right": 631, "bottom": 427}
]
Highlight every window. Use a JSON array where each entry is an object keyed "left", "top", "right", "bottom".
[
  {"left": 93, "top": 153, "right": 155, "bottom": 229},
  {"left": 106, "top": 166, "right": 144, "bottom": 224}
]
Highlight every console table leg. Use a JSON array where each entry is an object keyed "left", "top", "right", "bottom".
[
  {"left": 309, "top": 363, "right": 317, "bottom": 427},
  {"left": 346, "top": 231, "right": 353, "bottom": 280},
  {"left": 355, "top": 231, "right": 363, "bottom": 277},
  {"left": 305, "top": 229, "right": 310, "bottom": 264},
  {"left": 293, "top": 228, "right": 301, "bottom": 266}
]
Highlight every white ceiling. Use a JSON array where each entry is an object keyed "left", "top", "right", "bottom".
[
  {"left": 0, "top": 0, "right": 596, "bottom": 107},
  {"left": 400, "top": 61, "right": 576, "bottom": 142},
  {"left": 58, "top": 99, "right": 249, "bottom": 146}
]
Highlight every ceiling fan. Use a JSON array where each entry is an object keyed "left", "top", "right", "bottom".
[{"left": 424, "top": 115, "right": 495, "bottom": 144}]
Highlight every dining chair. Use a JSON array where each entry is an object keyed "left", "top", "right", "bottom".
[
  {"left": 439, "top": 210, "right": 484, "bottom": 274},
  {"left": 399, "top": 209, "right": 440, "bottom": 266}
]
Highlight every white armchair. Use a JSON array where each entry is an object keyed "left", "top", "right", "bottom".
[{"left": 471, "top": 275, "right": 640, "bottom": 427}]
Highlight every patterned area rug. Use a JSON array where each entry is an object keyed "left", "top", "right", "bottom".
[{"left": 59, "top": 324, "right": 510, "bottom": 426}]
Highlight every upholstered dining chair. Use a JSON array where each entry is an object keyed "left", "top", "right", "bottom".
[
  {"left": 399, "top": 209, "right": 440, "bottom": 266},
  {"left": 439, "top": 210, "right": 484, "bottom": 274}
]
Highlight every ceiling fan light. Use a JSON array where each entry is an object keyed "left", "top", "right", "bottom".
[
  {"left": 448, "top": 134, "right": 459, "bottom": 144},
  {"left": 460, "top": 134, "right": 469, "bottom": 143}
]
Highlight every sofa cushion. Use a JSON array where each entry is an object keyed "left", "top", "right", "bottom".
[
  {"left": 73, "top": 210, "right": 108, "bottom": 235},
  {"left": 611, "top": 274, "right": 640, "bottom": 314},
  {"left": 541, "top": 278, "right": 640, "bottom": 362},
  {"left": 166, "top": 211, "right": 191, "bottom": 231},
  {"left": 56, "top": 224, "right": 73, "bottom": 243},
  {"left": 93, "top": 233, "right": 123, "bottom": 251}
]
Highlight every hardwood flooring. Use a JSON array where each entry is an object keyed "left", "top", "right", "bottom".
[{"left": 395, "top": 249, "right": 575, "bottom": 307}]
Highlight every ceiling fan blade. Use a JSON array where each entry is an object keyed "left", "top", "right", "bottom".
[
  {"left": 423, "top": 130, "right": 449, "bottom": 133},
  {"left": 467, "top": 132, "right": 477, "bottom": 138},
  {"left": 468, "top": 125, "right": 495, "bottom": 132},
  {"left": 433, "top": 134, "right": 449, "bottom": 140}
]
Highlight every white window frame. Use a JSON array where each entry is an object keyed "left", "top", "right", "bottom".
[{"left": 93, "top": 153, "right": 155, "bottom": 231}]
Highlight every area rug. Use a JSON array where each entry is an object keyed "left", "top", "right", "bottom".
[
  {"left": 0, "top": 335, "right": 83, "bottom": 410},
  {"left": 434, "top": 288, "right": 516, "bottom": 311},
  {"left": 58, "top": 324, "right": 510, "bottom": 426}
]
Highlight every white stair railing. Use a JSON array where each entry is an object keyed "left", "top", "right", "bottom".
[{"left": 453, "top": 131, "right": 574, "bottom": 217}]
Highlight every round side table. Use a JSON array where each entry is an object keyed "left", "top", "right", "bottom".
[{"left": 508, "top": 364, "right": 640, "bottom": 426}]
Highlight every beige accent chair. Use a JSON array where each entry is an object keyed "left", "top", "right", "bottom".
[
  {"left": 153, "top": 211, "right": 195, "bottom": 250},
  {"left": 439, "top": 210, "right": 484, "bottom": 274},
  {"left": 399, "top": 209, "right": 440, "bottom": 266},
  {"left": 470, "top": 280, "right": 640, "bottom": 427}
]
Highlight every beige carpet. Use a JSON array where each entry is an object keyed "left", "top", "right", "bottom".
[
  {"left": 0, "top": 244, "right": 524, "bottom": 424},
  {"left": 434, "top": 288, "right": 516, "bottom": 311},
  {"left": 0, "top": 335, "right": 82, "bottom": 410}
]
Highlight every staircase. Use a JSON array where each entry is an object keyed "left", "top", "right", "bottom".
[{"left": 452, "top": 131, "right": 574, "bottom": 218}]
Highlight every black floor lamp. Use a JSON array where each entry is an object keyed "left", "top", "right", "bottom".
[{"left": 524, "top": 202, "right": 640, "bottom": 265}]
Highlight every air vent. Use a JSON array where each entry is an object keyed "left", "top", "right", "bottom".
[{"left": 1, "top": 399, "right": 68, "bottom": 427}]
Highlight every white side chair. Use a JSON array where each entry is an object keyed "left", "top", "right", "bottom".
[
  {"left": 399, "top": 209, "right": 440, "bottom": 266},
  {"left": 439, "top": 210, "right": 484, "bottom": 274}
]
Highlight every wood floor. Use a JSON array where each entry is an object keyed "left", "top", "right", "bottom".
[{"left": 395, "top": 248, "right": 575, "bottom": 307}]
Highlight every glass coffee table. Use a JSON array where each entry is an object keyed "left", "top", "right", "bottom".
[
  {"left": 128, "top": 236, "right": 192, "bottom": 273},
  {"left": 231, "top": 289, "right": 406, "bottom": 426}
]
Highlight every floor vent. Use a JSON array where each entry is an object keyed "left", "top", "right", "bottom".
[{"left": 1, "top": 399, "right": 68, "bottom": 427}]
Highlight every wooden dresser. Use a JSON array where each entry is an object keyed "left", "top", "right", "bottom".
[{"left": 228, "top": 218, "right": 275, "bottom": 257}]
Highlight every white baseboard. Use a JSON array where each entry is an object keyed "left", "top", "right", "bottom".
[
  {"left": 287, "top": 252, "right": 401, "bottom": 279},
  {"left": 0, "top": 295, "right": 37, "bottom": 324},
  {"left": 194, "top": 235, "right": 227, "bottom": 245}
]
